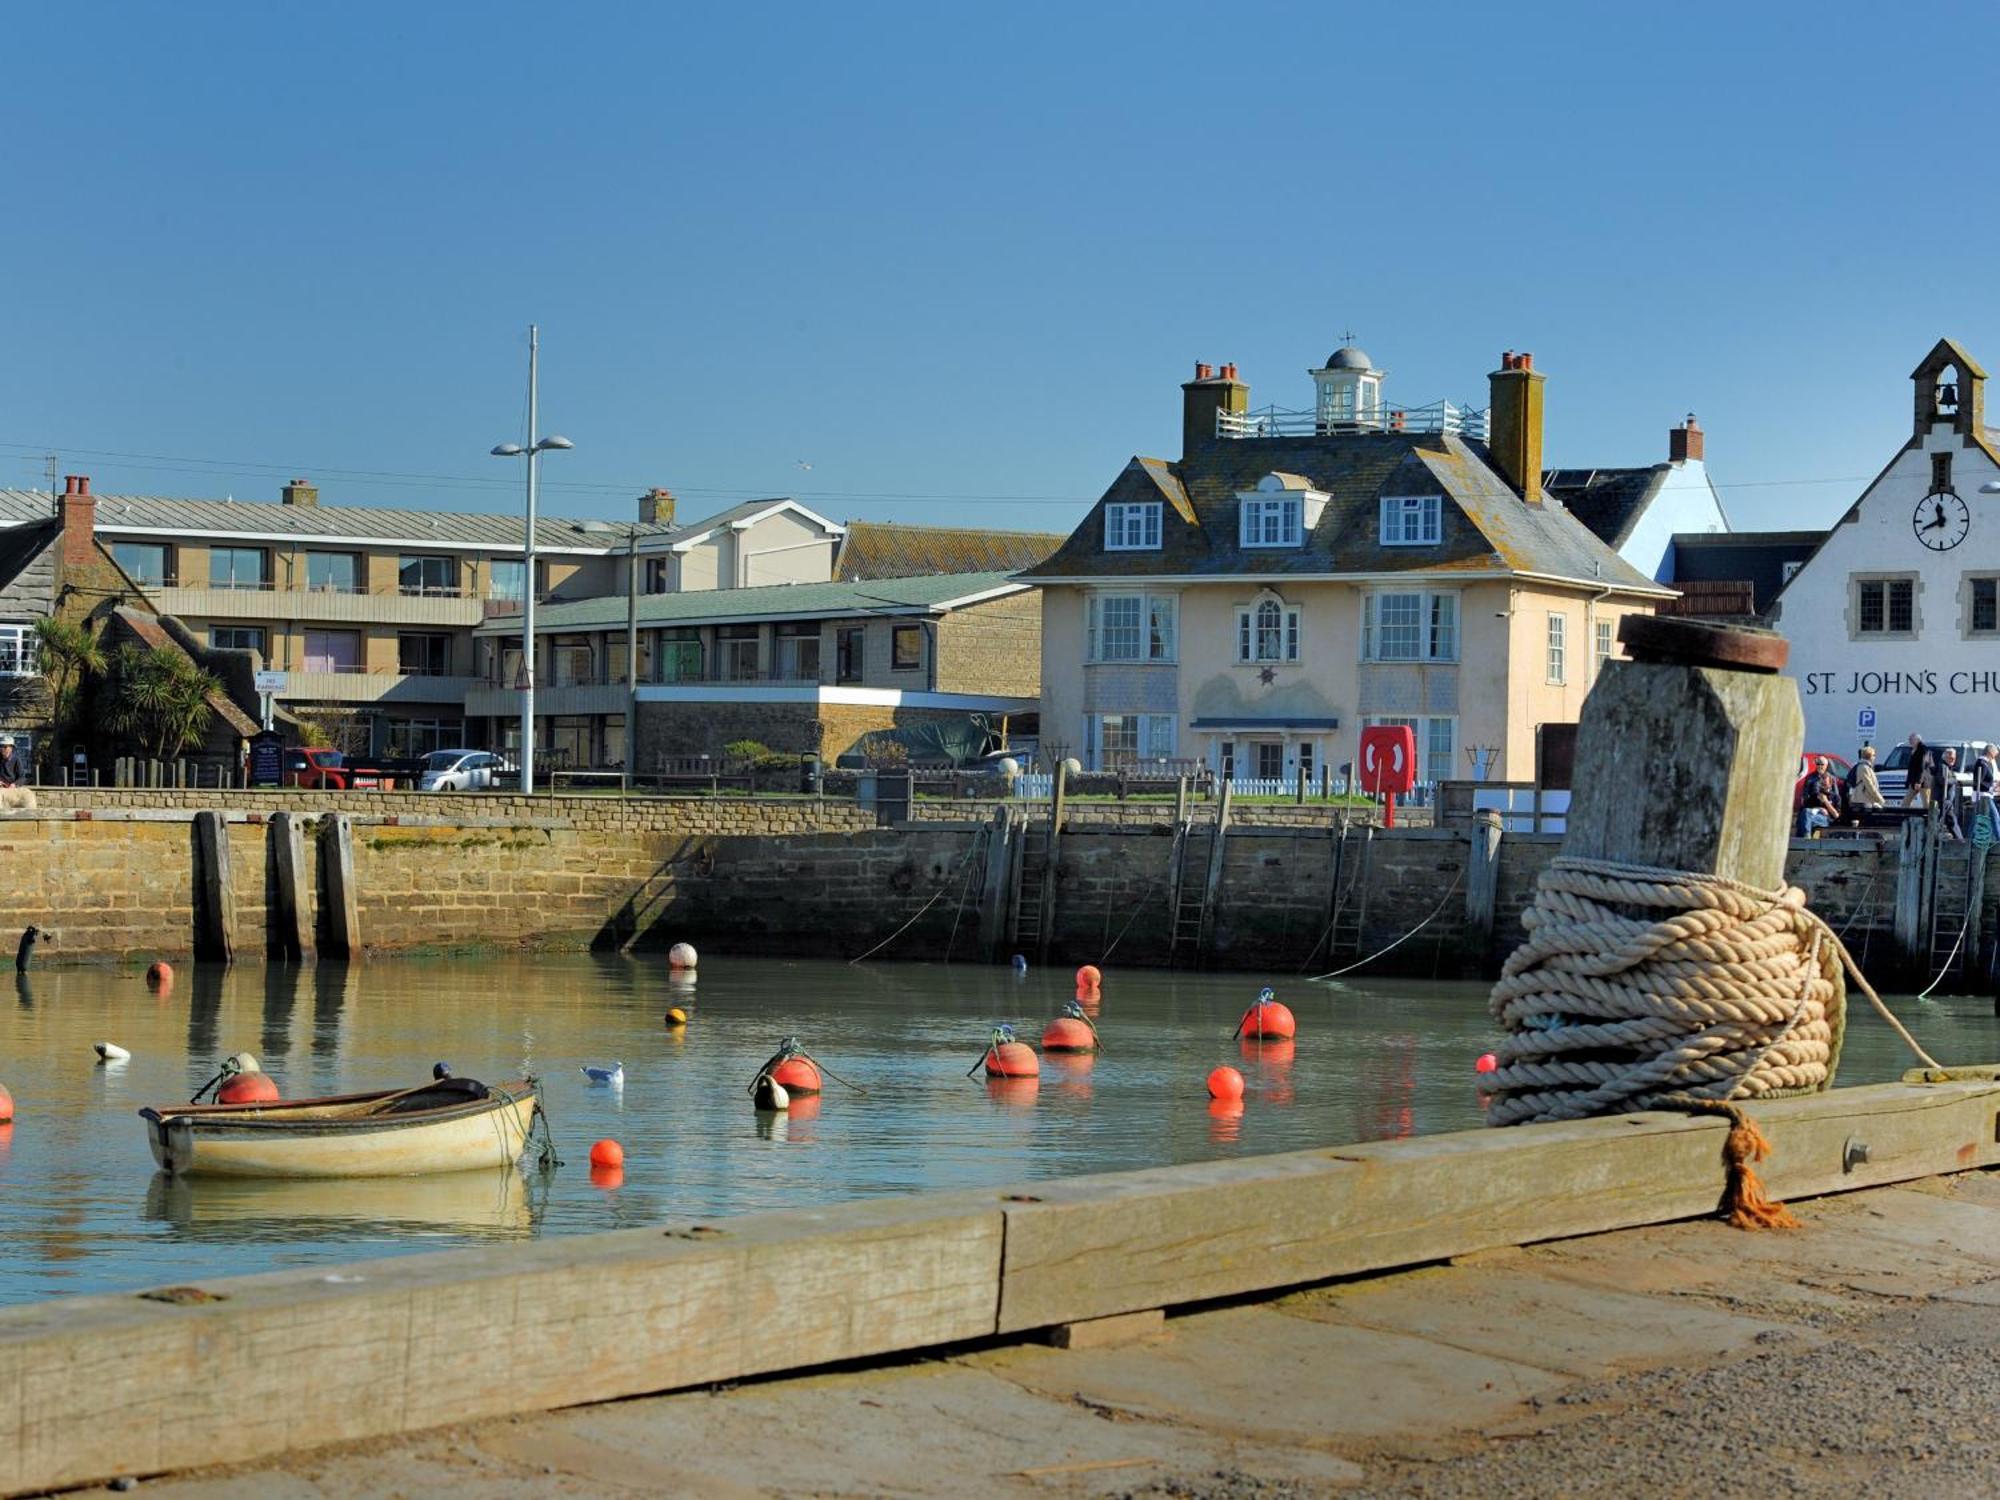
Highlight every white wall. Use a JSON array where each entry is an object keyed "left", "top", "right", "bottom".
[
  {"left": 1776, "top": 426, "right": 2000, "bottom": 752},
  {"left": 1625, "top": 459, "right": 1728, "bottom": 582}
]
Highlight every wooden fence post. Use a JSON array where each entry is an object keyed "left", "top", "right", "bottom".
[{"left": 192, "top": 811, "right": 235, "bottom": 965}]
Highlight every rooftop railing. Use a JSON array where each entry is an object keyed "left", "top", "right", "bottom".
[{"left": 1218, "top": 400, "right": 1489, "bottom": 441}]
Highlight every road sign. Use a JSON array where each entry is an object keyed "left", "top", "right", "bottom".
[
  {"left": 1857, "top": 707, "right": 1877, "bottom": 733},
  {"left": 253, "top": 670, "right": 288, "bottom": 694}
]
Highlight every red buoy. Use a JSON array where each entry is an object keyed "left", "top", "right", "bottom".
[
  {"left": 984, "top": 1040, "right": 1040, "bottom": 1078},
  {"left": 1237, "top": 991, "right": 1296, "bottom": 1040},
  {"left": 1041, "top": 1016, "right": 1097, "bottom": 1053},
  {"left": 770, "top": 1057, "right": 822, "bottom": 1095},
  {"left": 1074, "top": 964, "right": 1102, "bottom": 991},
  {"left": 1475, "top": 1052, "right": 1499, "bottom": 1075},
  {"left": 146, "top": 961, "right": 174, "bottom": 991},
  {"left": 1206, "top": 1065, "right": 1245, "bottom": 1100},
  {"left": 216, "top": 1070, "right": 279, "bottom": 1105},
  {"left": 0, "top": 1082, "right": 12, "bottom": 1123},
  {"left": 589, "top": 1138, "right": 625, "bottom": 1168}
]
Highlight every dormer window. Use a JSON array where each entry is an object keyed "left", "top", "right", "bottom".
[
  {"left": 1237, "top": 473, "right": 1325, "bottom": 549},
  {"left": 1380, "top": 495, "right": 1443, "bottom": 546},
  {"left": 1105, "top": 502, "right": 1162, "bottom": 551}
]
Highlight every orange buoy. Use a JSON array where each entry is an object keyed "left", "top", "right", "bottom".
[
  {"left": 663, "top": 1006, "right": 689, "bottom": 1027},
  {"left": 589, "top": 1138, "right": 625, "bottom": 1168},
  {"left": 1236, "top": 987, "right": 1296, "bottom": 1040},
  {"left": 984, "top": 1040, "right": 1040, "bottom": 1078},
  {"left": 1075, "top": 964, "right": 1102, "bottom": 991},
  {"left": 770, "top": 1056, "right": 822, "bottom": 1095},
  {"left": 1041, "top": 1016, "right": 1096, "bottom": 1053},
  {"left": 146, "top": 961, "right": 174, "bottom": 991},
  {"left": 1206, "top": 1065, "right": 1245, "bottom": 1100},
  {"left": 0, "top": 1082, "right": 12, "bottom": 1122},
  {"left": 216, "top": 1070, "right": 279, "bottom": 1105}
]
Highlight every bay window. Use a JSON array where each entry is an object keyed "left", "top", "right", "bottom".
[
  {"left": 1087, "top": 593, "right": 1176, "bottom": 662},
  {"left": 1363, "top": 591, "right": 1457, "bottom": 661}
]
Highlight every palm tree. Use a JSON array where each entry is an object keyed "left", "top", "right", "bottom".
[
  {"left": 103, "top": 644, "right": 221, "bottom": 761},
  {"left": 31, "top": 617, "right": 107, "bottom": 772}
]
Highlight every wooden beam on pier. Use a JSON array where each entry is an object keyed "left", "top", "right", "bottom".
[
  {"left": 318, "top": 813, "right": 361, "bottom": 960},
  {"left": 270, "top": 812, "right": 313, "bottom": 964}
]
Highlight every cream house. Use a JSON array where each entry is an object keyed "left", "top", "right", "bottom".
[{"left": 1024, "top": 346, "right": 1675, "bottom": 786}]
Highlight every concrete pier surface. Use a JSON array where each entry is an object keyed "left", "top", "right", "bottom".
[{"left": 120, "top": 1170, "right": 2000, "bottom": 1499}]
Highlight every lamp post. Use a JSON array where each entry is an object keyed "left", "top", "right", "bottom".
[
  {"left": 490, "top": 324, "right": 573, "bottom": 794},
  {"left": 582, "top": 518, "right": 642, "bottom": 788}
]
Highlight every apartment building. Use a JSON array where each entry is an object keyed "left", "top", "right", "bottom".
[{"left": 0, "top": 480, "right": 847, "bottom": 757}]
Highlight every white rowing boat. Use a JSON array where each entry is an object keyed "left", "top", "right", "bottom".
[{"left": 139, "top": 1078, "right": 541, "bottom": 1179}]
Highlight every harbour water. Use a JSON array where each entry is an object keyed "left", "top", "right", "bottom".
[{"left": 0, "top": 955, "right": 1988, "bottom": 1306}]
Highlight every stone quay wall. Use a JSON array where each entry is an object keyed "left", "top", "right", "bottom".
[{"left": 0, "top": 792, "right": 1980, "bottom": 987}]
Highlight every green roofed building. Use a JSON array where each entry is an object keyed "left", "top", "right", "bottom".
[{"left": 470, "top": 570, "right": 1039, "bottom": 770}]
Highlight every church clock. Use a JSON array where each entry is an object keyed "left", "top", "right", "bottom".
[{"left": 1912, "top": 490, "right": 1970, "bottom": 551}]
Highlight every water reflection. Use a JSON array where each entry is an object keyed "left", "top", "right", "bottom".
[
  {"left": 143, "top": 1168, "right": 536, "bottom": 1242},
  {"left": 184, "top": 964, "right": 226, "bottom": 1062}
]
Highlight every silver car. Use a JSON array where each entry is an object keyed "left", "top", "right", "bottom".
[
  {"left": 416, "top": 749, "right": 511, "bottom": 791},
  {"left": 1875, "top": 740, "right": 1991, "bottom": 802}
]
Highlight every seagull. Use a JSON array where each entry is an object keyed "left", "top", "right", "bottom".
[
  {"left": 795, "top": 459, "right": 813, "bottom": 472},
  {"left": 582, "top": 1061, "right": 624, "bottom": 1087}
]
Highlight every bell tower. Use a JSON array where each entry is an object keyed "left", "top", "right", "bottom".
[{"left": 1910, "top": 337, "right": 1985, "bottom": 441}]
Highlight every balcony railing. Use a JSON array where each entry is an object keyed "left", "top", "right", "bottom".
[
  {"left": 476, "top": 668, "right": 828, "bottom": 690},
  {"left": 1217, "top": 400, "right": 1489, "bottom": 441}
]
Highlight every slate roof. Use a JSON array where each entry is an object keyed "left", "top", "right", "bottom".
[
  {"left": 0, "top": 489, "right": 682, "bottom": 553},
  {"left": 836, "top": 521, "right": 1065, "bottom": 581},
  {"left": 0, "top": 521, "right": 58, "bottom": 619},
  {"left": 1670, "top": 530, "right": 1827, "bottom": 615},
  {"left": 1541, "top": 466, "right": 1672, "bottom": 551},
  {"left": 475, "top": 570, "right": 1025, "bottom": 636},
  {"left": 1022, "top": 432, "right": 1668, "bottom": 594}
]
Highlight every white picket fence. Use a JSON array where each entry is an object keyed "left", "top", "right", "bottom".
[{"left": 1012, "top": 773, "right": 1421, "bottom": 802}]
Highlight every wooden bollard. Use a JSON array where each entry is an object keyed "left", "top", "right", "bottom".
[
  {"left": 1565, "top": 616, "right": 1799, "bottom": 888},
  {"left": 192, "top": 810, "right": 235, "bottom": 965},
  {"left": 1463, "top": 807, "right": 1503, "bottom": 971}
]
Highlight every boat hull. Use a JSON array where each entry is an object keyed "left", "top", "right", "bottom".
[{"left": 142, "top": 1082, "right": 541, "bottom": 1179}]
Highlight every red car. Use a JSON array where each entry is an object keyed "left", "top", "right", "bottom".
[
  {"left": 284, "top": 749, "right": 389, "bottom": 790},
  {"left": 1792, "top": 751, "right": 1853, "bottom": 812}
]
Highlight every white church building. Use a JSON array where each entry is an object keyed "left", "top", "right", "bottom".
[{"left": 1772, "top": 338, "right": 2000, "bottom": 752}]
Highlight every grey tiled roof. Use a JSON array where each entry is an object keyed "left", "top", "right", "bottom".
[
  {"left": 1022, "top": 433, "right": 1668, "bottom": 593},
  {"left": 0, "top": 489, "right": 696, "bottom": 553},
  {"left": 475, "top": 570, "right": 1025, "bottom": 635},
  {"left": 836, "top": 521, "right": 1065, "bottom": 581},
  {"left": 1670, "top": 529, "right": 1827, "bottom": 614}
]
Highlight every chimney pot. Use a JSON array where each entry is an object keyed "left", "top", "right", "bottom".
[
  {"left": 1487, "top": 353, "right": 1546, "bottom": 503},
  {"left": 1194, "top": 361, "right": 1213, "bottom": 380},
  {"left": 281, "top": 478, "right": 320, "bottom": 507},
  {"left": 59, "top": 475, "right": 97, "bottom": 569},
  {"left": 1669, "top": 413, "right": 1705, "bottom": 464}
]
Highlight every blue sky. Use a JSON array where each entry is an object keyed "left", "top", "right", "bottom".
[{"left": 5, "top": 2, "right": 1994, "bottom": 536}]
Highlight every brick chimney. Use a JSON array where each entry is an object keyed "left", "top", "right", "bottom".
[
  {"left": 639, "top": 487, "right": 676, "bottom": 527},
  {"left": 1181, "top": 360, "right": 1248, "bottom": 459},
  {"left": 1669, "top": 413, "right": 1704, "bottom": 464},
  {"left": 281, "top": 477, "right": 319, "bottom": 507},
  {"left": 1487, "top": 351, "right": 1546, "bottom": 502},
  {"left": 59, "top": 475, "right": 96, "bottom": 568}
]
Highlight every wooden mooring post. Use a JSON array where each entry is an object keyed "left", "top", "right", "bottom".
[
  {"left": 1036, "top": 761, "right": 1068, "bottom": 962},
  {"left": 975, "top": 804, "right": 1016, "bottom": 959},
  {"left": 191, "top": 810, "right": 235, "bottom": 965},
  {"left": 318, "top": 813, "right": 362, "bottom": 960},
  {"left": 270, "top": 812, "right": 314, "bottom": 963},
  {"left": 1462, "top": 807, "right": 1503, "bottom": 972}
]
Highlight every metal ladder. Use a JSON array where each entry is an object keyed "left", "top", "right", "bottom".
[
  {"left": 1167, "top": 817, "right": 1218, "bottom": 966},
  {"left": 1927, "top": 838, "right": 1974, "bottom": 982},
  {"left": 1323, "top": 825, "right": 1374, "bottom": 963},
  {"left": 1011, "top": 834, "right": 1047, "bottom": 955}
]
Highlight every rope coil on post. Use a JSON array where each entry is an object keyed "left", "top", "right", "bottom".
[{"left": 1486, "top": 856, "right": 1942, "bottom": 1228}]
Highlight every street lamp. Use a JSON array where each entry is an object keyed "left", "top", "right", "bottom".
[
  {"left": 490, "top": 324, "right": 573, "bottom": 794},
  {"left": 581, "top": 517, "right": 641, "bottom": 787}
]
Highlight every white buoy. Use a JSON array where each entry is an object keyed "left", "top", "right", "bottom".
[
  {"left": 668, "top": 941, "right": 698, "bottom": 972},
  {"left": 93, "top": 1041, "right": 131, "bottom": 1063},
  {"left": 752, "top": 1073, "right": 790, "bottom": 1112},
  {"left": 228, "top": 1051, "right": 260, "bottom": 1074}
]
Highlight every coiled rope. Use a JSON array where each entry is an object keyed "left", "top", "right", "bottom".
[{"left": 1486, "top": 857, "right": 1940, "bottom": 1227}]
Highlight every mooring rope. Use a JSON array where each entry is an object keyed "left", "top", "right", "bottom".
[
  {"left": 1301, "top": 866, "right": 1463, "bottom": 984},
  {"left": 1485, "top": 856, "right": 1939, "bottom": 1132}
]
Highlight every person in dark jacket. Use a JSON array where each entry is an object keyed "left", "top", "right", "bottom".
[
  {"left": 0, "top": 736, "right": 21, "bottom": 788},
  {"left": 1931, "top": 746, "right": 1964, "bottom": 839},
  {"left": 1902, "top": 732, "right": 1929, "bottom": 808},
  {"left": 1798, "top": 757, "right": 1842, "bottom": 837}
]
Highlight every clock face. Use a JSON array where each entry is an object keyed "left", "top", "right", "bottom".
[{"left": 1913, "top": 490, "right": 1970, "bottom": 551}]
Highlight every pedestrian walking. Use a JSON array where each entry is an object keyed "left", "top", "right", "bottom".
[
  {"left": 1848, "top": 745, "right": 1885, "bottom": 811},
  {"left": 1902, "top": 732, "right": 1930, "bottom": 807},
  {"left": 1932, "top": 746, "right": 1964, "bottom": 839}
]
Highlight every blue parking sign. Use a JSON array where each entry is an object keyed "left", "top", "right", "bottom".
[{"left": 1857, "top": 707, "right": 1876, "bottom": 733}]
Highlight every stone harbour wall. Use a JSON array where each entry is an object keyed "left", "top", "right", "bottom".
[{"left": 0, "top": 795, "right": 1979, "bottom": 984}]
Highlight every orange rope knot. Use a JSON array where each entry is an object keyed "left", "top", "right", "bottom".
[{"left": 1719, "top": 1109, "right": 1800, "bottom": 1232}]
